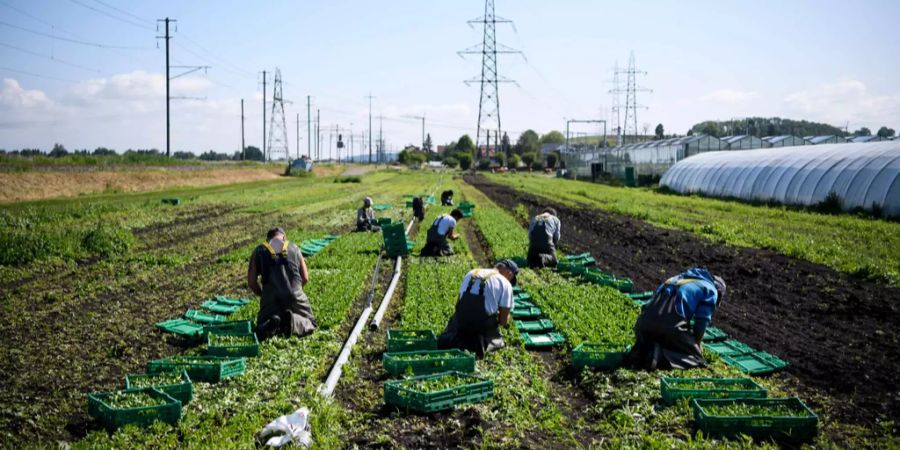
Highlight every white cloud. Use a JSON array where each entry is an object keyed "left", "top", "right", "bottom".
[
  {"left": 0, "top": 79, "right": 54, "bottom": 109},
  {"left": 700, "top": 89, "right": 759, "bottom": 103},
  {"left": 783, "top": 79, "right": 900, "bottom": 128}
]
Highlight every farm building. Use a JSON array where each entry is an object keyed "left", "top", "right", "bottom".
[
  {"left": 659, "top": 141, "right": 900, "bottom": 217},
  {"left": 763, "top": 135, "right": 806, "bottom": 147},
  {"left": 719, "top": 135, "right": 765, "bottom": 150},
  {"left": 850, "top": 135, "right": 887, "bottom": 143},
  {"left": 805, "top": 135, "right": 848, "bottom": 145}
]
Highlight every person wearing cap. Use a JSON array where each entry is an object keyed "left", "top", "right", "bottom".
[
  {"left": 527, "top": 207, "right": 561, "bottom": 268},
  {"left": 437, "top": 259, "right": 519, "bottom": 357},
  {"left": 626, "top": 268, "right": 726, "bottom": 370},
  {"left": 247, "top": 227, "right": 317, "bottom": 340},
  {"left": 440, "top": 189, "right": 454, "bottom": 206},
  {"left": 356, "top": 197, "right": 379, "bottom": 232},
  {"left": 420, "top": 209, "right": 465, "bottom": 256}
]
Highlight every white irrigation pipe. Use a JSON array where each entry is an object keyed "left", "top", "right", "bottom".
[{"left": 369, "top": 215, "right": 416, "bottom": 330}]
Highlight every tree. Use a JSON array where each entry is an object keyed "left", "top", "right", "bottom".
[
  {"left": 507, "top": 153, "right": 520, "bottom": 168},
  {"left": 531, "top": 160, "right": 544, "bottom": 171},
  {"left": 456, "top": 134, "right": 476, "bottom": 155},
  {"left": 199, "top": 150, "right": 229, "bottom": 161},
  {"left": 501, "top": 132, "right": 511, "bottom": 156},
  {"left": 654, "top": 123, "right": 665, "bottom": 140},
  {"left": 515, "top": 129, "right": 540, "bottom": 155},
  {"left": 423, "top": 133, "right": 433, "bottom": 152},
  {"left": 456, "top": 152, "right": 473, "bottom": 170},
  {"left": 173, "top": 151, "right": 195, "bottom": 160},
  {"left": 494, "top": 151, "right": 506, "bottom": 167},
  {"left": 49, "top": 143, "right": 68, "bottom": 157},
  {"left": 545, "top": 152, "right": 559, "bottom": 169},
  {"left": 539, "top": 130, "right": 565, "bottom": 145},
  {"left": 687, "top": 129, "right": 695, "bottom": 136},
  {"left": 398, "top": 146, "right": 427, "bottom": 166},
  {"left": 443, "top": 156, "right": 459, "bottom": 168},
  {"left": 92, "top": 147, "right": 116, "bottom": 156},
  {"left": 853, "top": 127, "right": 872, "bottom": 137},
  {"left": 877, "top": 126, "right": 896, "bottom": 138},
  {"left": 477, "top": 158, "right": 492, "bottom": 170},
  {"left": 243, "top": 146, "right": 264, "bottom": 161},
  {"left": 521, "top": 151, "right": 537, "bottom": 167}
]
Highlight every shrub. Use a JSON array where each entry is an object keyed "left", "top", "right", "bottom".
[
  {"left": 334, "top": 176, "right": 361, "bottom": 183},
  {"left": 81, "top": 225, "right": 135, "bottom": 258}
]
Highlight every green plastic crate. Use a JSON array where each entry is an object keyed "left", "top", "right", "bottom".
[
  {"left": 706, "top": 340, "right": 756, "bottom": 357},
  {"left": 200, "top": 300, "right": 239, "bottom": 315},
  {"left": 722, "top": 351, "right": 789, "bottom": 375},
  {"left": 510, "top": 306, "right": 542, "bottom": 319},
  {"left": 323, "top": 234, "right": 339, "bottom": 241},
  {"left": 203, "top": 320, "right": 253, "bottom": 336},
  {"left": 207, "top": 332, "right": 260, "bottom": 357},
  {"left": 155, "top": 319, "right": 203, "bottom": 338},
  {"left": 184, "top": 309, "right": 226, "bottom": 324},
  {"left": 376, "top": 217, "right": 393, "bottom": 226},
  {"left": 692, "top": 397, "right": 818, "bottom": 442},
  {"left": 512, "top": 292, "right": 532, "bottom": 302},
  {"left": 387, "top": 329, "right": 438, "bottom": 352},
  {"left": 512, "top": 286, "right": 524, "bottom": 294},
  {"left": 514, "top": 299, "right": 536, "bottom": 309},
  {"left": 627, "top": 291, "right": 654, "bottom": 300},
  {"left": 373, "top": 204, "right": 392, "bottom": 211},
  {"left": 213, "top": 295, "right": 251, "bottom": 306},
  {"left": 660, "top": 377, "right": 767, "bottom": 405},
  {"left": 87, "top": 387, "right": 181, "bottom": 432},
  {"left": 702, "top": 327, "right": 728, "bottom": 342},
  {"left": 382, "top": 349, "right": 476, "bottom": 377},
  {"left": 384, "top": 371, "right": 493, "bottom": 413},
  {"left": 571, "top": 342, "right": 631, "bottom": 369},
  {"left": 147, "top": 355, "right": 245, "bottom": 382},
  {"left": 521, "top": 332, "right": 565, "bottom": 348},
  {"left": 514, "top": 319, "right": 555, "bottom": 333},
  {"left": 125, "top": 369, "right": 193, "bottom": 405}
]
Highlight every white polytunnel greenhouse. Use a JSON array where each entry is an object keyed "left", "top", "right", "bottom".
[{"left": 659, "top": 141, "right": 900, "bottom": 217}]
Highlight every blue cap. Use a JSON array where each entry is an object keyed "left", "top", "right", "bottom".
[{"left": 495, "top": 259, "right": 520, "bottom": 285}]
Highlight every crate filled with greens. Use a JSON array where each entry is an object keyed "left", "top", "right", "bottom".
[
  {"left": 384, "top": 371, "right": 493, "bottom": 413},
  {"left": 207, "top": 332, "right": 260, "bottom": 357},
  {"left": 387, "top": 329, "right": 438, "bottom": 352},
  {"left": 382, "top": 349, "right": 476, "bottom": 377},
  {"left": 692, "top": 397, "right": 818, "bottom": 442},
  {"left": 660, "top": 377, "right": 766, "bottom": 405},
  {"left": 147, "top": 355, "right": 245, "bottom": 382},
  {"left": 125, "top": 369, "right": 193, "bottom": 405},
  {"left": 571, "top": 342, "right": 631, "bottom": 370},
  {"left": 87, "top": 388, "right": 181, "bottom": 431}
]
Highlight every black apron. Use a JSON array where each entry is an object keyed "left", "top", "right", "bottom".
[
  {"left": 626, "top": 278, "right": 705, "bottom": 370},
  {"left": 440, "top": 191, "right": 453, "bottom": 206},
  {"left": 254, "top": 241, "right": 317, "bottom": 338},
  {"left": 421, "top": 215, "right": 453, "bottom": 256},
  {"left": 412, "top": 197, "right": 425, "bottom": 221},
  {"left": 438, "top": 271, "right": 505, "bottom": 358},
  {"left": 527, "top": 215, "right": 557, "bottom": 268},
  {"left": 356, "top": 207, "right": 376, "bottom": 232}
]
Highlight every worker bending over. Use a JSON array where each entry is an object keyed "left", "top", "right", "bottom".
[
  {"left": 441, "top": 190, "right": 454, "bottom": 206},
  {"left": 356, "top": 197, "right": 379, "bottom": 232},
  {"left": 438, "top": 259, "right": 519, "bottom": 357},
  {"left": 527, "top": 208, "right": 561, "bottom": 268},
  {"left": 626, "top": 268, "right": 726, "bottom": 370},
  {"left": 420, "top": 209, "right": 465, "bottom": 256},
  {"left": 248, "top": 227, "right": 317, "bottom": 340}
]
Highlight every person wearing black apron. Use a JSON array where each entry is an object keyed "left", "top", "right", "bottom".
[
  {"left": 356, "top": 197, "right": 379, "bottom": 232},
  {"left": 420, "top": 209, "right": 464, "bottom": 256},
  {"left": 248, "top": 227, "right": 317, "bottom": 340},
  {"left": 527, "top": 208, "right": 561, "bottom": 268},
  {"left": 626, "top": 268, "right": 726, "bottom": 370},
  {"left": 440, "top": 190, "right": 454, "bottom": 206},
  {"left": 412, "top": 197, "right": 425, "bottom": 222},
  {"left": 438, "top": 260, "right": 519, "bottom": 358}
]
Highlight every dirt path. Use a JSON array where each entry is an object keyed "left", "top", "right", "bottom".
[{"left": 466, "top": 175, "right": 900, "bottom": 428}]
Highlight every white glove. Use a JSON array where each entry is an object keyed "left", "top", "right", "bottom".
[{"left": 259, "top": 407, "right": 312, "bottom": 448}]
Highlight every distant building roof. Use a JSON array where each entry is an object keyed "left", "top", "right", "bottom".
[{"left": 850, "top": 135, "right": 882, "bottom": 143}]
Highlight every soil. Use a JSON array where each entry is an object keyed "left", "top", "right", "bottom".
[{"left": 466, "top": 175, "right": 900, "bottom": 428}]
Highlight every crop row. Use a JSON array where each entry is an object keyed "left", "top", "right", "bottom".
[{"left": 486, "top": 173, "right": 900, "bottom": 285}]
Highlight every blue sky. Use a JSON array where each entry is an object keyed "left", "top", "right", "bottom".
[{"left": 1, "top": 0, "right": 898, "bottom": 157}]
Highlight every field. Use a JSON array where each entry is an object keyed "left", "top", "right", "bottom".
[{"left": 1, "top": 169, "right": 898, "bottom": 448}]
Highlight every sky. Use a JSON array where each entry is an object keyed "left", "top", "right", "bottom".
[{"left": 1, "top": 0, "right": 899, "bottom": 158}]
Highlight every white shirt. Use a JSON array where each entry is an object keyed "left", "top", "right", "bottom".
[
  {"left": 458, "top": 269, "right": 514, "bottom": 315},
  {"left": 433, "top": 214, "right": 457, "bottom": 236}
]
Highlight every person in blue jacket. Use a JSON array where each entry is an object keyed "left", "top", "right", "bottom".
[{"left": 626, "top": 268, "right": 726, "bottom": 370}]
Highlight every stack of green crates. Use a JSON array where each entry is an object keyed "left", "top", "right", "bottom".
[
  {"left": 382, "top": 223, "right": 413, "bottom": 257},
  {"left": 458, "top": 201, "right": 475, "bottom": 217}
]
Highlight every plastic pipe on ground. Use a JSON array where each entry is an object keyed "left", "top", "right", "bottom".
[
  {"left": 318, "top": 302, "right": 373, "bottom": 397},
  {"left": 369, "top": 257, "right": 401, "bottom": 330}
]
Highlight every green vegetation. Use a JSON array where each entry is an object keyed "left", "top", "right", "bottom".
[
  {"left": 127, "top": 373, "right": 184, "bottom": 388},
  {"left": 486, "top": 173, "right": 900, "bottom": 285},
  {"left": 103, "top": 391, "right": 167, "bottom": 409},
  {"left": 208, "top": 334, "right": 256, "bottom": 345},
  {"left": 701, "top": 402, "right": 807, "bottom": 418}
]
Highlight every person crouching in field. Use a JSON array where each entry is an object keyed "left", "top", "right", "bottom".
[
  {"left": 626, "top": 268, "right": 726, "bottom": 370},
  {"left": 248, "top": 227, "right": 317, "bottom": 340}
]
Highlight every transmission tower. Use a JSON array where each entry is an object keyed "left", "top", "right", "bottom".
[
  {"left": 266, "top": 68, "right": 289, "bottom": 161},
  {"left": 608, "top": 61, "right": 622, "bottom": 145},
  {"left": 613, "top": 52, "right": 651, "bottom": 145},
  {"left": 459, "top": 0, "right": 521, "bottom": 155}
]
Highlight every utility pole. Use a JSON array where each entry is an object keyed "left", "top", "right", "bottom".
[
  {"left": 315, "top": 109, "right": 321, "bottom": 160},
  {"left": 296, "top": 113, "right": 300, "bottom": 159},
  {"left": 378, "top": 115, "right": 384, "bottom": 164},
  {"left": 366, "top": 94, "right": 375, "bottom": 164},
  {"left": 157, "top": 18, "right": 207, "bottom": 158},
  {"left": 240, "top": 99, "right": 245, "bottom": 160},
  {"left": 260, "top": 70, "right": 267, "bottom": 161},
  {"left": 306, "top": 96, "right": 312, "bottom": 161}
]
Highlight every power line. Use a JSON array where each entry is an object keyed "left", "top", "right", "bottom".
[
  {"left": 0, "top": 41, "right": 108, "bottom": 75},
  {"left": 68, "top": 0, "right": 154, "bottom": 31},
  {"left": 0, "top": 65, "right": 80, "bottom": 83},
  {"left": 0, "top": 21, "right": 149, "bottom": 50},
  {"left": 91, "top": 0, "right": 154, "bottom": 26}
]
